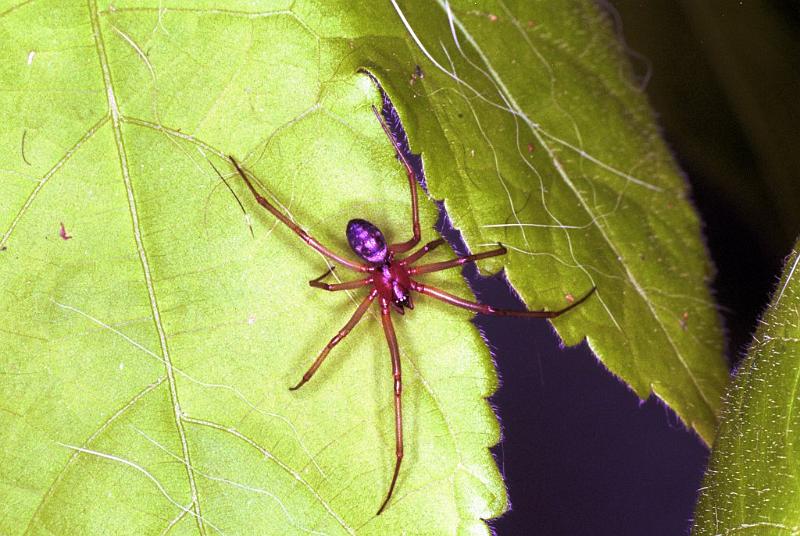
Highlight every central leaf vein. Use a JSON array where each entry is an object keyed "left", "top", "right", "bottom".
[{"left": 88, "top": 0, "right": 206, "bottom": 532}]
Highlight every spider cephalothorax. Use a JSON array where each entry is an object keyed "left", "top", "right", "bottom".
[{"left": 227, "top": 103, "right": 595, "bottom": 515}]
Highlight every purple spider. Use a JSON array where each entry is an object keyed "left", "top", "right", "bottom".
[{"left": 228, "top": 105, "right": 595, "bottom": 515}]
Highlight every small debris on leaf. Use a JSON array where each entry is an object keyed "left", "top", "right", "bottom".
[
  {"left": 21, "top": 130, "right": 31, "bottom": 166},
  {"left": 59, "top": 223, "right": 73, "bottom": 241},
  {"left": 410, "top": 65, "right": 424, "bottom": 85}
]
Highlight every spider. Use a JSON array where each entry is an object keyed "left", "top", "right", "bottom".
[{"left": 226, "top": 105, "right": 595, "bottom": 515}]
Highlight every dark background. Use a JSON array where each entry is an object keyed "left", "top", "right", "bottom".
[{"left": 465, "top": 2, "right": 800, "bottom": 534}]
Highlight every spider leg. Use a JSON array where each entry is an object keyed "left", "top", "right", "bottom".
[
  {"left": 289, "top": 289, "right": 378, "bottom": 391},
  {"left": 411, "top": 281, "right": 596, "bottom": 318},
  {"left": 410, "top": 245, "right": 507, "bottom": 275},
  {"left": 229, "top": 156, "right": 370, "bottom": 273},
  {"left": 207, "top": 159, "right": 254, "bottom": 238},
  {"left": 308, "top": 266, "right": 372, "bottom": 291},
  {"left": 398, "top": 238, "right": 446, "bottom": 266},
  {"left": 376, "top": 299, "right": 403, "bottom": 516},
  {"left": 371, "top": 105, "right": 420, "bottom": 254},
  {"left": 310, "top": 274, "right": 373, "bottom": 292},
  {"left": 309, "top": 266, "right": 336, "bottom": 285}
]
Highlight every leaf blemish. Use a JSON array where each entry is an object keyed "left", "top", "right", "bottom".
[{"left": 59, "top": 222, "right": 72, "bottom": 241}]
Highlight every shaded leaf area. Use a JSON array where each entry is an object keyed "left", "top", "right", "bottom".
[
  {"left": 615, "top": 0, "right": 800, "bottom": 256},
  {"left": 613, "top": 0, "right": 800, "bottom": 359},
  {"left": 693, "top": 241, "right": 800, "bottom": 535},
  {"left": 0, "top": 0, "right": 725, "bottom": 534}
]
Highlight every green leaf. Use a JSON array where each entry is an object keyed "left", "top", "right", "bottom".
[
  {"left": 614, "top": 1, "right": 800, "bottom": 255},
  {"left": 0, "top": 1, "right": 726, "bottom": 533},
  {"left": 693, "top": 241, "right": 800, "bottom": 534},
  {"left": 381, "top": 0, "right": 729, "bottom": 444}
]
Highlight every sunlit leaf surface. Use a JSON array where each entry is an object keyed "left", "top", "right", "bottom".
[
  {"left": 693, "top": 241, "right": 800, "bottom": 535},
  {"left": 1, "top": 1, "right": 726, "bottom": 533}
]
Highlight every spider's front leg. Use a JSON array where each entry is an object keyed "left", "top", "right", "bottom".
[
  {"left": 229, "top": 156, "right": 370, "bottom": 273},
  {"left": 371, "top": 106, "right": 420, "bottom": 254}
]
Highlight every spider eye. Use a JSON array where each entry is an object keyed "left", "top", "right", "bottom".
[{"left": 346, "top": 219, "right": 388, "bottom": 264}]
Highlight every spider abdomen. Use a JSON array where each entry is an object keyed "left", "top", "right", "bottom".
[{"left": 347, "top": 219, "right": 388, "bottom": 264}]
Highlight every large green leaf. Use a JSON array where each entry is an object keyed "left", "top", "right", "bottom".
[
  {"left": 693, "top": 241, "right": 800, "bottom": 534},
  {"left": 1, "top": 0, "right": 726, "bottom": 533},
  {"left": 384, "top": 0, "right": 728, "bottom": 444}
]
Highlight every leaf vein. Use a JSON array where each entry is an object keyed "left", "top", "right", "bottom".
[
  {"left": 23, "top": 377, "right": 166, "bottom": 535},
  {"left": 87, "top": 0, "right": 206, "bottom": 531},
  {"left": 0, "top": 114, "right": 109, "bottom": 250},
  {"left": 183, "top": 416, "right": 355, "bottom": 535}
]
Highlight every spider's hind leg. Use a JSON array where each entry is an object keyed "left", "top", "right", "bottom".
[
  {"left": 376, "top": 301, "right": 404, "bottom": 515},
  {"left": 411, "top": 281, "right": 596, "bottom": 319}
]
